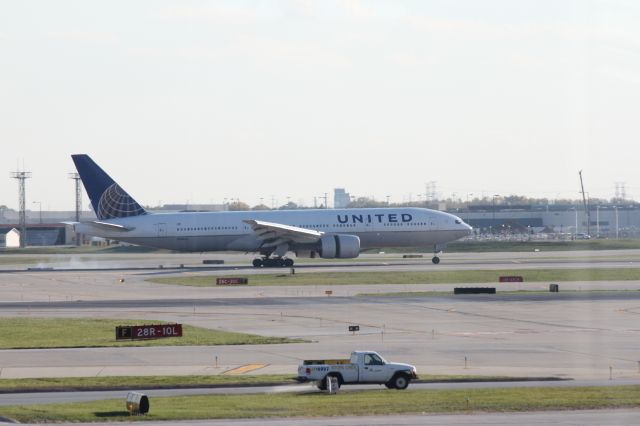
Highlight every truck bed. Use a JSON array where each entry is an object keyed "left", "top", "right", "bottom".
[{"left": 302, "top": 359, "right": 351, "bottom": 366}]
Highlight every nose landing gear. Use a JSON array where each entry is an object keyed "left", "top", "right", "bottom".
[{"left": 432, "top": 244, "right": 445, "bottom": 265}]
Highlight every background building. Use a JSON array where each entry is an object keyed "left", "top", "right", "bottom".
[{"left": 334, "top": 188, "right": 351, "bottom": 209}]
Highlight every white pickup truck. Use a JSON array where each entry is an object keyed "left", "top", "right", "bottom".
[{"left": 297, "top": 351, "right": 418, "bottom": 390}]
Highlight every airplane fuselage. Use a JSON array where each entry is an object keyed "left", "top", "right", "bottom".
[{"left": 76, "top": 207, "right": 471, "bottom": 253}]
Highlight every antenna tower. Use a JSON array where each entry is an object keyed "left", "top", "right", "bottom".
[
  {"left": 11, "top": 170, "right": 32, "bottom": 248},
  {"left": 69, "top": 172, "right": 82, "bottom": 246},
  {"left": 425, "top": 181, "right": 437, "bottom": 203},
  {"left": 615, "top": 182, "right": 626, "bottom": 201}
]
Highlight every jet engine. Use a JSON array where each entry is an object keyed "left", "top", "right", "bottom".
[{"left": 319, "top": 234, "right": 360, "bottom": 259}]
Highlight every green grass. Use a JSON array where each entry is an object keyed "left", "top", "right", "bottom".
[
  {"left": 0, "top": 256, "right": 49, "bottom": 265},
  {"left": 2, "top": 385, "right": 638, "bottom": 423},
  {"left": 0, "top": 374, "right": 512, "bottom": 393},
  {"left": 0, "top": 318, "right": 302, "bottom": 349},
  {"left": 357, "top": 289, "right": 639, "bottom": 297},
  {"left": 446, "top": 239, "right": 640, "bottom": 252},
  {"left": 362, "top": 239, "right": 640, "bottom": 253},
  {"left": 0, "top": 245, "right": 166, "bottom": 255},
  {"left": 0, "top": 375, "right": 298, "bottom": 392},
  {"left": 3, "top": 239, "right": 639, "bottom": 256},
  {"left": 148, "top": 268, "right": 640, "bottom": 287}
]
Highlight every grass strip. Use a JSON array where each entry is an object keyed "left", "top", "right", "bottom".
[
  {"left": 0, "top": 318, "right": 302, "bottom": 349},
  {"left": 2, "top": 385, "right": 638, "bottom": 423},
  {"left": 0, "top": 375, "right": 297, "bottom": 392},
  {"left": 447, "top": 239, "right": 640, "bottom": 252},
  {"left": 357, "top": 289, "right": 639, "bottom": 297},
  {"left": 0, "top": 374, "right": 514, "bottom": 393},
  {"left": 149, "top": 268, "right": 640, "bottom": 287}
]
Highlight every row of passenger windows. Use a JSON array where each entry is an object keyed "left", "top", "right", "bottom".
[
  {"left": 175, "top": 223, "right": 431, "bottom": 232},
  {"left": 177, "top": 226, "right": 239, "bottom": 232}
]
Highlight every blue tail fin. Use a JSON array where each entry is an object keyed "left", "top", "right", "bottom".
[{"left": 71, "top": 154, "right": 147, "bottom": 220}]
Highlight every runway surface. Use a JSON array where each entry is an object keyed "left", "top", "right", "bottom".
[
  {"left": 1, "top": 289, "right": 639, "bottom": 381},
  {"left": 1, "top": 250, "right": 639, "bottom": 422},
  {"left": 21, "top": 410, "right": 635, "bottom": 426},
  {"left": 1, "top": 249, "right": 640, "bottom": 273}
]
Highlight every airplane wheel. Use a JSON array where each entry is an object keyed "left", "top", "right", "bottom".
[
  {"left": 432, "top": 256, "right": 440, "bottom": 265},
  {"left": 264, "top": 258, "right": 283, "bottom": 267},
  {"left": 283, "top": 258, "right": 294, "bottom": 267},
  {"left": 252, "top": 258, "right": 263, "bottom": 268}
]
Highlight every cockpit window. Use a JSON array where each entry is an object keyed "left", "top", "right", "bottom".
[{"left": 455, "top": 219, "right": 461, "bottom": 224}]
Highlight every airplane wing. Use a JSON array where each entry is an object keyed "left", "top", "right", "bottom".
[{"left": 243, "top": 219, "right": 323, "bottom": 248}]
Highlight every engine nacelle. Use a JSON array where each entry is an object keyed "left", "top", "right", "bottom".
[{"left": 319, "top": 234, "right": 360, "bottom": 259}]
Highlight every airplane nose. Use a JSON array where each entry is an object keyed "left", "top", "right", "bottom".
[{"left": 457, "top": 222, "right": 473, "bottom": 238}]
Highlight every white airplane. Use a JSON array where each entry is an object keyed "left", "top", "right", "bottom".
[{"left": 71, "top": 154, "right": 472, "bottom": 267}]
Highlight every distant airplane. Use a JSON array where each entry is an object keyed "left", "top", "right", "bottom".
[{"left": 71, "top": 154, "right": 472, "bottom": 267}]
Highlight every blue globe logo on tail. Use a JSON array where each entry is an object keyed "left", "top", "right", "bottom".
[{"left": 97, "top": 183, "right": 147, "bottom": 220}]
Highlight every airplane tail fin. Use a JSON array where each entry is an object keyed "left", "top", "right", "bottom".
[{"left": 71, "top": 154, "right": 147, "bottom": 220}]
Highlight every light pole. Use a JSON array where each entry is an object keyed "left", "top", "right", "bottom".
[
  {"left": 491, "top": 195, "right": 500, "bottom": 235},
  {"left": 596, "top": 205, "right": 600, "bottom": 238},
  {"left": 33, "top": 201, "right": 42, "bottom": 224},
  {"left": 466, "top": 193, "right": 473, "bottom": 224},
  {"left": 574, "top": 206, "right": 578, "bottom": 237},
  {"left": 614, "top": 206, "right": 619, "bottom": 239}
]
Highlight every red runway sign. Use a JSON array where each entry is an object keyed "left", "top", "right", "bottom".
[
  {"left": 499, "top": 276, "right": 524, "bottom": 282},
  {"left": 216, "top": 277, "right": 249, "bottom": 285}
]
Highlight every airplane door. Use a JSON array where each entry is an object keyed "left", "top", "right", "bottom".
[{"left": 155, "top": 223, "right": 167, "bottom": 238}]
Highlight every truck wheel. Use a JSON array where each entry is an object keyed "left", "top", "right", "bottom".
[{"left": 391, "top": 373, "right": 410, "bottom": 390}]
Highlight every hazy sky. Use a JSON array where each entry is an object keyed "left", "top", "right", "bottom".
[{"left": 2, "top": 0, "right": 639, "bottom": 211}]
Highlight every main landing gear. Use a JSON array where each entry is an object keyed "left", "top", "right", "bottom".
[
  {"left": 252, "top": 257, "right": 294, "bottom": 268},
  {"left": 432, "top": 256, "right": 440, "bottom": 264}
]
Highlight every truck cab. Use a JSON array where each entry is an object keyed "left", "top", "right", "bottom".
[{"left": 298, "top": 350, "right": 417, "bottom": 390}]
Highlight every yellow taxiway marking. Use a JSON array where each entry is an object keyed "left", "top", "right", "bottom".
[{"left": 224, "top": 363, "right": 268, "bottom": 375}]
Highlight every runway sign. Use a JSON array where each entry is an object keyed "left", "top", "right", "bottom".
[
  {"left": 116, "top": 324, "right": 183, "bottom": 340},
  {"left": 499, "top": 276, "right": 524, "bottom": 282},
  {"left": 216, "top": 277, "right": 249, "bottom": 285},
  {"left": 349, "top": 325, "right": 360, "bottom": 332},
  {"left": 454, "top": 287, "right": 496, "bottom": 294}
]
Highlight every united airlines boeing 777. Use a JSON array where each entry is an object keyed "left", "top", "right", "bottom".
[{"left": 71, "top": 155, "right": 472, "bottom": 267}]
